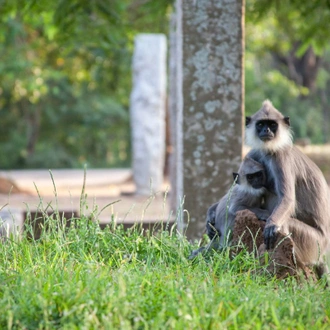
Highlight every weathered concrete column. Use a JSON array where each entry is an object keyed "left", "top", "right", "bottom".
[
  {"left": 130, "top": 34, "right": 167, "bottom": 195},
  {"left": 174, "top": 0, "right": 245, "bottom": 240}
]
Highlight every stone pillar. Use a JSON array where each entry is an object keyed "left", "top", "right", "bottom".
[
  {"left": 174, "top": 0, "right": 245, "bottom": 240},
  {"left": 130, "top": 34, "right": 167, "bottom": 195}
]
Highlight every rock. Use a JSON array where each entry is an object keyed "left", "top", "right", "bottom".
[
  {"left": 231, "top": 209, "right": 265, "bottom": 255},
  {"left": 232, "top": 209, "right": 317, "bottom": 281},
  {"left": 258, "top": 234, "right": 299, "bottom": 280}
]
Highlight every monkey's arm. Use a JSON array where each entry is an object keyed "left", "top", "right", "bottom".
[
  {"left": 243, "top": 207, "right": 270, "bottom": 221},
  {"left": 206, "top": 202, "right": 219, "bottom": 240},
  {"left": 230, "top": 190, "right": 270, "bottom": 221},
  {"left": 264, "top": 158, "right": 296, "bottom": 249},
  {"left": 233, "top": 205, "right": 270, "bottom": 221},
  {"left": 214, "top": 196, "right": 236, "bottom": 247}
]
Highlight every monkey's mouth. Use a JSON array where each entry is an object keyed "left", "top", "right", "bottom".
[{"left": 260, "top": 135, "right": 273, "bottom": 142}]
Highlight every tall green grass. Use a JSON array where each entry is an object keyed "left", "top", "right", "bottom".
[{"left": 0, "top": 199, "right": 330, "bottom": 329}]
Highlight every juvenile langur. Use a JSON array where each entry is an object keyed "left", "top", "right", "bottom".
[
  {"left": 189, "top": 157, "right": 269, "bottom": 258},
  {"left": 246, "top": 100, "right": 330, "bottom": 276}
]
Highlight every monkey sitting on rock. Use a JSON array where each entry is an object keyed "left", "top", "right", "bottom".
[
  {"left": 245, "top": 100, "right": 330, "bottom": 278},
  {"left": 191, "top": 99, "right": 330, "bottom": 280},
  {"left": 189, "top": 157, "right": 269, "bottom": 258}
]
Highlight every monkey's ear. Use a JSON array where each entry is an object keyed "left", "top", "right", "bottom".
[
  {"left": 245, "top": 116, "right": 251, "bottom": 126},
  {"left": 284, "top": 116, "right": 290, "bottom": 126},
  {"left": 233, "top": 172, "right": 239, "bottom": 184}
]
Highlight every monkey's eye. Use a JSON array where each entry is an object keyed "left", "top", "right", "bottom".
[
  {"left": 270, "top": 122, "right": 278, "bottom": 129},
  {"left": 257, "top": 122, "right": 263, "bottom": 128},
  {"left": 246, "top": 174, "right": 253, "bottom": 180}
]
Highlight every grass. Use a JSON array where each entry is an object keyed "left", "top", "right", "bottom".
[{"left": 1, "top": 196, "right": 330, "bottom": 329}]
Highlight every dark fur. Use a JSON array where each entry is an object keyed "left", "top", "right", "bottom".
[
  {"left": 189, "top": 157, "right": 269, "bottom": 258},
  {"left": 209, "top": 157, "right": 269, "bottom": 247}
]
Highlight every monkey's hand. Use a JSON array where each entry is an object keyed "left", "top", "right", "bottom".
[
  {"left": 264, "top": 224, "right": 280, "bottom": 250},
  {"left": 258, "top": 215, "right": 268, "bottom": 222},
  {"left": 256, "top": 211, "right": 270, "bottom": 222}
]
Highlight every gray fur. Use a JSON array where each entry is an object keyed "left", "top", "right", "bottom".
[
  {"left": 189, "top": 157, "right": 269, "bottom": 259},
  {"left": 246, "top": 100, "right": 330, "bottom": 277},
  {"left": 211, "top": 158, "right": 269, "bottom": 248}
]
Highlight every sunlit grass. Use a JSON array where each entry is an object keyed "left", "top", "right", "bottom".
[{"left": 0, "top": 196, "right": 330, "bottom": 329}]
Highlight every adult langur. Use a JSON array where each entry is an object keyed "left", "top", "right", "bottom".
[{"left": 245, "top": 100, "right": 330, "bottom": 277}]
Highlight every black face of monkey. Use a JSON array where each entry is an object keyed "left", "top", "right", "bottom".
[
  {"left": 256, "top": 120, "right": 278, "bottom": 141},
  {"left": 246, "top": 170, "right": 265, "bottom": 189},
  {"left": 233, "top": 170, "right": 265, "bottom": 189}
]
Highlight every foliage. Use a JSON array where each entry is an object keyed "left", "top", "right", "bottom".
[
  {"left": 0, "top": 203, "right": 329, "bottom": 328},
  {"left": 247, "top": 0, "right": 330, "bottom": 54},
  {"left": 0, "top": 1, "right": 173, "bottom": 169},
  {"left": 1, "top": 0, "right": 330, "bottom": 168},
  {"left": 0, "top": 6, "right": 128, "bottom": 168},
  {"left": 245, "top": 53, "right": 324, "bottom": 143},
  {"left": 246, "top": 0, "right": 330, "bottom": 143}
]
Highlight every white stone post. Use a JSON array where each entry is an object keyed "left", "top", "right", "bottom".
[{"left": 130, "top": 34, "right": 167, "bottom": 195}]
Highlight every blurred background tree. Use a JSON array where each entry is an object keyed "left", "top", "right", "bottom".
[
  {"left": 0, "top": 0, "right": 172, "bottom": 169},
  {"left": 245, "top": 0, "right": 330, "bottom": 143},
  {"left": 0, "top": 0, "right": 329, "bottom": 169}
]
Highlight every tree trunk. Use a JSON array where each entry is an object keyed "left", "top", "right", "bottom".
[
  {"left": 173, "top": 0, "right": 245, "bottom": 240},
  {"left": 272, "top": 42, "right": 321, "bottom": 92}
]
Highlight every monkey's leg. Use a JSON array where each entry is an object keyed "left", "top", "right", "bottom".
[
  {"left": 315, "top": 263, "right": 329, "bottom": 281},
  {"left": 188, "top": 236, "right": 221, "bottom": 259},
  {"left": 282, "top": 218, "right": 329, "bottom": 266},
  {"left": 188, "top": 246, "right": 207, "bottom": 259},
  {"left": 258, "top": 232, "right": 318, "bottom": 280},
  {"left": 267, "top": 218, "right": 329, "bottom": 280},
  {"left": 260, "top": 232, "right": 320, "bottom": 281},
  {"left": 188, "top": 203, "right": 220, "bottom": 259}
]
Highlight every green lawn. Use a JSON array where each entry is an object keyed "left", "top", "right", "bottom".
[{"left": 0, "top": 208, "right": 329, "bottom": 329}]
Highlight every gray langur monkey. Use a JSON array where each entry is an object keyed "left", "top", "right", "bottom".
[
  {"left": 207, "top": 157, "right": 270, "bottom": 247},
  {"left": 189, "top": 157, "right": 269, "bottom": 258},
  {"left": 245, "top": 99, "right": 330, "bottom": 277}
]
